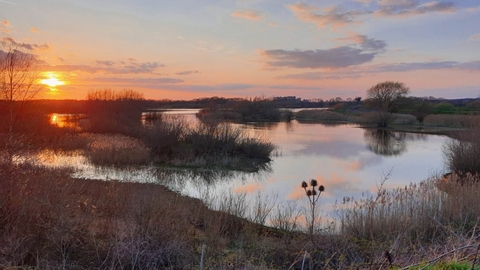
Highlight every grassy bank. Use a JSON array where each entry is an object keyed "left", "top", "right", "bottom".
[{"left": 295, "top": 109, "right": 478, "bottom": 135}]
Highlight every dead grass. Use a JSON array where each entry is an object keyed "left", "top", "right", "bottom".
[
  {"left": 2, "top": 162, "right": 480, "bottom": 269},
  {"left": 424, "top": 114, "right": 480, "bottom": 128},
  {"left": 85, "top": 134, "right": 150, "bottom": 166}
]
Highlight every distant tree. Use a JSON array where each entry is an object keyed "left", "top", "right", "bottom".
[
  {"left": 365, "top": 81, "right": 410, "bottom": 127},
  {"left": 434, "top": 102, "right": 456, "bottom": 114},
  {"left": 0, "top": 41, "right": 40, "bottom": 164},
  {"left": 467, "top": 100, "right": 480, "bottom": 113},
  {"left": 354, "top": 97, "right": 362, "bottom": 103},
  {"left": 85, "top": 89, "right": 146, "bottom": 134},
  {"left": 366, "top": 81, "right": 410, "bottom": 113},
  {"left": 401, "top": 97, "right": 434, "bottom": 124}
]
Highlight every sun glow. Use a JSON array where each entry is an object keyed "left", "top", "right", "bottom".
[{"left": 40, "top": 72, "right": 65, "bottom": 88}]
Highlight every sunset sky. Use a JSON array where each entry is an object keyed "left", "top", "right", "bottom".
[{"left": 1, "top": 0, "right": 479, "bottom": 100}]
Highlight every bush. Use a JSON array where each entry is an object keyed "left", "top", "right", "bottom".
[
  {"left": 238, "top": 138, "right": 275, "bottom": 160},
  {"left": 295, "top": 109, "right": 350, "bottom": 121},
  {"left": 443, "top": 127, "right": 480, "bottom": 175},
  {"left": 140, "top": 115, "right": 186, "bottom": 157}
]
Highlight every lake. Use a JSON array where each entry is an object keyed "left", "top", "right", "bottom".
[{"left": 42, "top": 109, "right": 448, "bottom": 222}]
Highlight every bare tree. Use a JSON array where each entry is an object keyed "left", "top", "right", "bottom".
[
  {"left": 365, "top": 81, "right": 410, "bottom": 127},
  {"left": 0, "top": 41, "right": 40, "bottom": 164},
  {"left": 366, "top": 81, "right": 409, "bottom": 113}
]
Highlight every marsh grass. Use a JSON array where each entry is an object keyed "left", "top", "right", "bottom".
[
  {"left": 85, "top": 134, "right": 150, "bottom": 166},
  {"left": 2, "top": 163, "right": 480, "bottom": 269},
  {"left": 295, "top": 109, "right": 354, "bottom": 122},
  {"left": 443, "top": 127, "right": 480, "bottom": 175},
  {"left": 337, "top": 174, "right": 480, "bottom": 267},
  {"left": 424, "top": 114, "right": 480, "bottom": 128}
]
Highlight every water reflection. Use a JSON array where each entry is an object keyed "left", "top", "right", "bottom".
[
  {"left": 153, "top": 164, "right": 272, "bottom": 192},
  {"left": 39, "top": 116, "right": 447, "bottom": 226},
  {"left": 296, "top": 119, "right": 351, "bottom": 128},
  {"left": 49, "top": 113, "right": 88, "bottom": 130},
  {"left": 363, "top": 129, "right": 427, "bottom": 156}
]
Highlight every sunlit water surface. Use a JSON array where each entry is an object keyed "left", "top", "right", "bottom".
[{"left": 39, "top": 109, "right": 448, "bottom": 222}]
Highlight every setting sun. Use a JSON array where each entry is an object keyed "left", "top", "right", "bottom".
[{"left": 40, "top": 72, "right": 65, "bottom": 88}]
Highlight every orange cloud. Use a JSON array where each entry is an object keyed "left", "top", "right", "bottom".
[
  {"left": 287, "top": 188, "right": 305, "bottom": 200},
  {"left": 233, "top": 183, "right": 262, "bottom": 194},
  {"left": 30, "top": 27, "right": 40, "bottom": 33},
  {"left": 231, "top": 10, "right": 265, "bottom": 21},
  {"left": 1, "top": 20, "right": 10, "bottom": 34}
]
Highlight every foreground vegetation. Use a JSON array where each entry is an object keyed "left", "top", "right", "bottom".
[{"left": 1, "top": 163, "right": 480, "bottom": 269}]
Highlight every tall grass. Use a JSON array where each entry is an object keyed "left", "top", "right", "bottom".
[
  {"left": 85, "top": 134, "right": 150, "bottom": 166},
  {"left": 338, "top": 174, "right": 480, "bottom": 266},
  {"left": 424, "top": 114, "right": 480, "bottom": 128},
  {"left": 295, "top": 109, "right": 353, "bottom": 122},
  {"left": 443, "top": 127, "right": 480, "bottom": 175},
  {"left": 3, "top": 162, "right": 480, "bottom": 269}
]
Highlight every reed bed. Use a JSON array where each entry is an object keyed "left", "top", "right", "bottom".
[
  {"left": 360, "top": 112, "right": 417, "bottom": 125},
  {"left": 2, "top": 162, "right": 480, "bottom": 269},
  {"left": 295, "top": 109, "right": 353, "bottom": 122},
  {"left": 85, "top": 134, "right": 150, "bottom": 165},
  {"left": 337, "top": 173, "right": 480, "bottom": 267},
  {"left": 424, "top": 114, "right": 480, "bottom": 128}
]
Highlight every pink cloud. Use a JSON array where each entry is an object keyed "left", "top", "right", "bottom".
[
  {"left": 30, "top": 27, "right": 40, "bottom": 33},
  {"left": 231, "top": 10, "right": 265, "bottom": 21},
  {"left": 287, "top": 3, "right": 368, "bottom": 28},
  {"left": 469, "top": 33, "right": 480, "bottom": 40},
  {"left": 1, "top": 20, "right": 9, "bottom": 26}
]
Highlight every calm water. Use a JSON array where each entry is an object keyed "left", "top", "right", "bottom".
[{"left": 42, "top": 109, "right": 448, "bottom": 220}]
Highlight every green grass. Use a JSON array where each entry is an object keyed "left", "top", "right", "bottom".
[{"left": 404, "top": 261, "right": 480, "bottom": 270}]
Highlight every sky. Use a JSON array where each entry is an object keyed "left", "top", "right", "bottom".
[{"left": 1, "top": 0, "right": 480, "bottom": 100}]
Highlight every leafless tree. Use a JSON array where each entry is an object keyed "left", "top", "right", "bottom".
[
  {"left": 365, "top": 81, "right": 410, "bottom": 127},
  {"left": 0, "top": 41, "right": 40, "bottom": 164},
  {"left": 366, "top": 81, "right": 410, "bottom": 113}
]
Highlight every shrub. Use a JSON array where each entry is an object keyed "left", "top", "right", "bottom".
[
  {"left": 140, "top": 115, "right": 187, "bottom": 157},
  {"left": 443, "top": 127, "right": 480, "bottom": 176},
  {"left": 238, "top": 138, "right": 275, "bottom": 160},
  {"left": 295, "top": 109, "right": 350, "bottom": 121}
]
